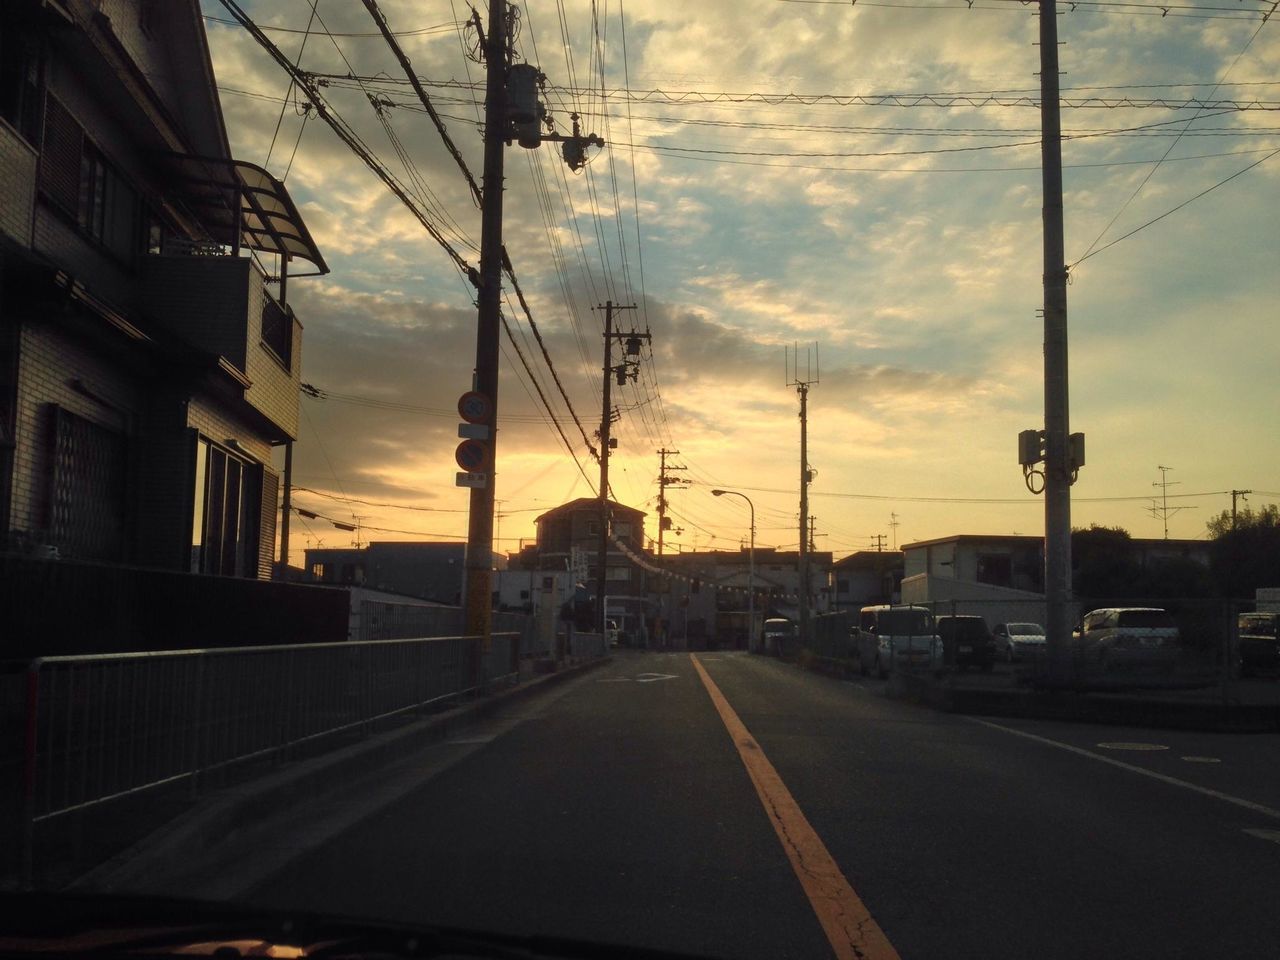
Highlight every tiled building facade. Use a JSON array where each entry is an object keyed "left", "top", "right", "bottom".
[{"left": 1, "top": 0, "right": 325, "bottom": 579}]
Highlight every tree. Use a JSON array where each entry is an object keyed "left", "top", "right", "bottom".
[
  {"left": 1071, "top": 525, "right": 1142, "bottom": 600},
  {"left": 1205, "top": 503, "right": 1279, "bottom": 538},
  {"left": 1206, "top": 505, "right": 1280, "bottom": 599}
]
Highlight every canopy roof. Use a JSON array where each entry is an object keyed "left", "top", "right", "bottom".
[{"left": 161, "top": 153, "right": 328, "bottom": 274}]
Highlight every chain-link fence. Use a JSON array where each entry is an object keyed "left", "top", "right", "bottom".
[{"left": 798, "top": 599, "right": 1277, "bottom": 696}]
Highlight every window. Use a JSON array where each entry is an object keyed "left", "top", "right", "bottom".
[
  {"left": 48, "top": 406, "right": 127, "bottom": 561},
  {"left": 190, "top": 436, "right": 261, "bottom": 577},
  {"left": 614, "top": 521, "right": 632, "bottom": 538},
  {"left": 78, "top": 143, "right": 138, "bottom": 261},
  {"left": 606, "top": 566, "right": 631, "bottom": 583},
  {"left": 586, "top": 520, "right": 601, "bottom": 536},
  {"left": 261, "top": 296, "right": 293, "bottom": 370},
  {"left": 976, "top": 553, "right": 1013, "bottom": 587},
  {"left": 0, "top": 23, "right": 41, "bottom": 144},
  {"left": 311, "top": 563, "right": 325, "bottom": 580}
]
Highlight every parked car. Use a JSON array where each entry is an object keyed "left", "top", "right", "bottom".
[
  {"left": 935, "top": 615, "right": 996, "bottom": 671},
  {"left": 1072, "top": 607, "right": 1179, "bottom": 674},
  {"left": 1238, "top": 612, "right": 1279, "bottom": 677},
  {"left": 761, "top": 618, "right": 795, "bottom": 656},
  {"left": 852, "top": 605, "right": 941, "bottom": 679},
  {"left": 992, "top": 622, "right": 1047, "bottom": 662}
]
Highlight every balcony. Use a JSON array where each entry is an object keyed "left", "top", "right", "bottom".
[
  {"left": 139, "top": 249, "right": 301, "bottom": 439},
  {"left": 0, "top": 118, "right": 37, "bottom": 247}
]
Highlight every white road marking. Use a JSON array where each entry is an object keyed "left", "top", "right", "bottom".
[
  {"left": 446, "top": 737, "right": 495, "bottom": 745},
  {"left": 1183, "top": 756, "right": 1222, "bottom": 764},
  {"left": 1244, "top": 828, "right": 1280, "bottom": 844},
  {"left": 1096, "top": 742, "right": 1169, "bottom": 751},
  {"left": 635, "top": 672, "right": 679, "bottom": 683},
  {"left": 598, "top": 678, "right": 633, "bottom": 683},
  {"left": 966, "top": 717, "right": 1280, "bottom": 821}
]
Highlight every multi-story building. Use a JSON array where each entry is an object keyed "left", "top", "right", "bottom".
[
  {"left": 1, "top": 0, "right": 325, "bottom": 578},
  {"left": 305, "top": 541, "right": 507, "bottom": 606},
  {"left": 830, "top": 550, "right": 903, "bottom": 611},
  {"left": 530, "top": 497, "right": 647, "bottom": 637},
  {"left": 654, "top": 547, "right": 834, "bottom": 649}
]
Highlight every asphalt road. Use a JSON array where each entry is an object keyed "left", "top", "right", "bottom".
[{"left": 244, "top": 651, "right": 1280, "bottom": 959}]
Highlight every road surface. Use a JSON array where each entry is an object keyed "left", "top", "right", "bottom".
[{"left": 239, "top": 650, "right": 1280, "bottom": 959}]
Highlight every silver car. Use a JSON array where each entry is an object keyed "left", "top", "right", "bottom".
[
  {"left": 1073, "top": 607, "right": 1179, "bottom": 673},
  {"left": 993, "top": 622, "right": 1046, "bottom": 662}
]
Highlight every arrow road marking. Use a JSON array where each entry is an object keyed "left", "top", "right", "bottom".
[{"left": 635, "top": 673, "right": 679, "bottom": 683}]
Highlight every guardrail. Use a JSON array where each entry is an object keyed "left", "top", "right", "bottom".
[{"left": 18, "top": 632, "right": 522, "bottom": 885}]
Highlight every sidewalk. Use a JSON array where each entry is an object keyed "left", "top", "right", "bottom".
[{"left": 12, "top": 654, "right": 610, "bottom": 892}]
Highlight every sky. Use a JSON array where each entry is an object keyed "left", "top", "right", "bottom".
[{"left": 198, "top": 0, "right": 1280, "bottom": 565}]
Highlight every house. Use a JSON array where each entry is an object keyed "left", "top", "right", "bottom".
[
  {"left": 652, "top": 547, "right": 834, "bottom": 649},
  {"left": 305, "top": 541, "right": 507, "bottom": 605},
  {"left": 831, "top": 550, "right": 903, "bottom": 611},
  {"left": 530, "top": 497, "right": 647, "bottom": 636},
  {"left": 1, "top": 0, "right": 325, "bottom": 579}
]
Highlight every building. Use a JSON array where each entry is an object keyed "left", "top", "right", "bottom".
[
  {"left": 1, "top": 0, "right": 325, "bottom": 577},
  {"left": 831, "top": 550, "right": 903, "bottom": 611},
  {"left": 900, "top": 533, "right": 1212, "bottom": 627},
  {"left": 530, "top": 497, "right": 647, "bottom": 637},
  {"left": 305, "top": 541, "right": 507, "bottom": 606},
  {"left": 653, "top": 547, "right": 834, "bottom": 649}
]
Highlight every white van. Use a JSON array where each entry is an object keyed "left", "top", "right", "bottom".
[{"left": 853, "top": 605, "right": 941, "bottom": 678}]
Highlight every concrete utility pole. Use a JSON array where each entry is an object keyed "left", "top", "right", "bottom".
[
  {"left": 788, "top": 345, "right": 818, "bottom": 645},
  {"left": 462, "top": 0, "right": 509, "bottom": 643},
  {"left": 460, "top": 2, "right": 604, "bottom": 646},
  {"left": 656, "top": 448, "right": 688, "bottom": 557},
  {"left": 596, "top": 301, "right": 643, "bottom": 640},
  {"left": 870, "top": 534, "right": 887, "bottom": 552},
  {"left": 278, "top": 439, "right": 293, "bottom": 576},
  {"left": 1037, "top": 0, "right": 1075, "bottom": 680}
]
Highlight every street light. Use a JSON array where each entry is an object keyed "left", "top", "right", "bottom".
[{"left": 711, "top": 488, "right": 756, "bottom": 653}]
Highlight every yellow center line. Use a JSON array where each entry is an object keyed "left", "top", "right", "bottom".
[{"left": 690, "top": 654, "right": 901, "bottom": 960}]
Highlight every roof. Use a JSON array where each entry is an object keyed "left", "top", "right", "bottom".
[
  {"left": 535, "top": 498, "right": 646, "bottom": 524},
  {"left": 833, "top": 550, "right": 904, "bottom": 570},
  {"left": 159, "top": 154, "right": 328, "bottom": 274},
  {"left": 902, "top": 533, "right": 1208, "bottom": 552}
]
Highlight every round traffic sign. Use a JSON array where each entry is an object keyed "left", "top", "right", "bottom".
[
  {"left": 455, "top": 439, "right": 489, "bottom": 472},
  {"left": 457, "top": 391, "right": 493, "bottom": 424}
]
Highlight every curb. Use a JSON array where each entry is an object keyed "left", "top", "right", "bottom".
[
  {"left": 72, "top": 655, "right": 611, "bottom": 893},
  {"left": 788, "top": 649, "right": 1280, "bottom": 733},
  {"left": 888, "top": 670, "right": 1280, "bottom": 732}
]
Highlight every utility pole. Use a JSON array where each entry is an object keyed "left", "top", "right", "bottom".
[
  {"left": 808, "top": 515, "right": 818, "bottom": 553},
  {"left": 870, "top": 534, "right": 887, "bottom": 552},
  {"left": 596, "top": 301, "right": 643, "bottom": 640},
  {"left": 1231, "top": 489, "right": 1251, "bottom": 530},
  {"left": 656, "top": 448, "right": 689, "bottom": 557},
  {"left": 461, "top": 0, "right": 510, "bottom": 645},
  {"left": 1036, "top": 0, "right": 1078, "bottom": 681},
  {"left": 459, "top": 2, "right": 604, "bottom": 647},
  {"left": 787, "top": 344, "right": 818, "bottom": 646}
]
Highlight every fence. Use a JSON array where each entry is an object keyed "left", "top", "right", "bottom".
[
  {"left": 17, "top": 632, "right": 522, "bottom": 885},
  {"left": 800, "top": 598, "right": 1264, "bottom": 691}
]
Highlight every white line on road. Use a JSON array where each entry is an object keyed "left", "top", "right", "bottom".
[
  {"left": 966, "top": 717, "right": 1280, "bottom": 821},
  {"left": 1244, "top": 828, "right": 1280, "bottom": 844}
]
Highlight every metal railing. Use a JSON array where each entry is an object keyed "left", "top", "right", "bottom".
[{"left": 18, "top": 633, "right": 521, "bottom": 884}]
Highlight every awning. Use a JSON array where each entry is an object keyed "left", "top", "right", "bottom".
[{"left": 159, "top": 153, "right": 329, "bottom": 274}]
